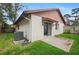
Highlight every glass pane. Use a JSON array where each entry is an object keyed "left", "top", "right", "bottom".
[{"left": 44, "top": 22, "right": 52, "bottom": 35}]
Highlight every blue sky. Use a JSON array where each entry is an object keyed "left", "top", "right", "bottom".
[
  {"left": 9, "top": 3, "right": 79, "bottom": 24},
  {"left": 20, "top": 3, "right": 79, "bottom": 15}
]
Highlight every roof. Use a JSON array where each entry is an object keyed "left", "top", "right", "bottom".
[
  {"left": 24, "top": 8, "right": 59, "bottom": 13},
  {"left": 14, "top": 8, "right": 65, "bottom": 24}
]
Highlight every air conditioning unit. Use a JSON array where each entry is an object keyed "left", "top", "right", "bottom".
[{"left": 14, "top": 31, "right": 24, "bottom": 41}]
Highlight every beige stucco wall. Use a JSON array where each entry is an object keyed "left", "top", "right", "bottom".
[
  {"left": 30, "top": 14, "right": 44, "bottom": 41},
  {"left": 51, "top": 22, "right": 64, "bottom": 36},
  {"left": 15, "top": 19, "right": 32, "bottom": 41},
  {"left": 32, "top": 10, "right": 64, "bottom": 37},
  {"left": 15, "top": 12, "right": 64, "bottom": 42},
  {"left": 30, "top": 14, "right": 64, "bottom": 41}
]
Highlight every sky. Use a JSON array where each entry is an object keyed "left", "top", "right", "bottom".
[
  {"left": 21, "top": 3, "right": 79, "bottom": 15},
  {"left": 9, "top": 3, "right": 79, "bottom": 24}
]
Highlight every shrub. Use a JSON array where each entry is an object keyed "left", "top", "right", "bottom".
[{"left": 64, "top": 29, "right": 71, "bottom": 34}]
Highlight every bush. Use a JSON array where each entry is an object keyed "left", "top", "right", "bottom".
[{"left": 64, "top": 29, "right": 71, "bottom": 34}]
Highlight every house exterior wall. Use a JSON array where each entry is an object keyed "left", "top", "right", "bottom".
[
  {"left": 30, "top": 14, "right": 64, "bottom": 41},
  {"left": 51, "top": 22, "right": 64, "bottom": 36},
  {"left": 15, "top": 11, "right": 64, "bottom": 42},
  {"left": 15, "top": 19, "right": 32, "bottom": 41},
  {"left": 30, "top": 14, "right": 44, "bottom": 41}
]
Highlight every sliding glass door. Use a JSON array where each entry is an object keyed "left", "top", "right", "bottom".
[{"left": 44, "top": 22, "right": 52, "bottom": 36}]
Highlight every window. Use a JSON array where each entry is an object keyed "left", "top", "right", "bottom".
[
  {"left": 17, "top": 25, "right": 19, "bottom": 30},
  {"left": 55, "top": 22, "right": 59, "bottom": 30}
]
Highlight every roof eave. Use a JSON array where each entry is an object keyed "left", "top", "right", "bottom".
[{"left": 57, "top": 9, "right": 66, "bottom": 24}]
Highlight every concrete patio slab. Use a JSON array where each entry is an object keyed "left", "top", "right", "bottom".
[{"left": 42, "top": 37, "right": 74, "bottom": 52}]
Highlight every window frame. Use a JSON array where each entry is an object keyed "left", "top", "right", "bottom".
[{"left": 55, "top": 22, "right": 59, "bottom": 30}]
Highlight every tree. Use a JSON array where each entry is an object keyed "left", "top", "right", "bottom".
[
  {"left": 0, "top": 4, "right": 4, "bottom": 23},
  {"left": 71, "top": 8, "right": 79, "bottom": 26},
  {"left": 72, "top": 8, "right": 79, "bottom": 16},
  {"left": 0, "top": 3, "right": 22, "bottom": 24},
  {"left": 0, "top": 5, "right": 6, "bottom": 32},
  {"left": 64, "top": 14, "right": 71, "bottom": 25}
]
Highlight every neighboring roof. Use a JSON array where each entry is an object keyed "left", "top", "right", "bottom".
[{"left": 14, "top": 8, "right": 65, "bottom": 24}]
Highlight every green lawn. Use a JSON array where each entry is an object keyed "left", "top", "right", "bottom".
[
  {"left": 0, "top": 33, "right": 67, "bottom": 55},
  {"left": 56, "top": 34, "right": 79, "bottom": 55},
  {"left": 0, "top": 33, "right": 79, "bottom": 55},
  {"left": 21, "top": 40, "right": 67, "bottom": 55}
]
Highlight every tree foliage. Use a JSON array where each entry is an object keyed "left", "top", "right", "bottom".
[
  {"left": 64, "top": 14, "right": 71, "bottom": 25},
  {"left": 0, "top": 3, "right": 22, "bottom": 24},
  {"left": 64, "top": 8, "right": 79, "bottom": 26}
]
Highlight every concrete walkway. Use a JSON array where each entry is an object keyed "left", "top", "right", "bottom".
[{"left": 42, "top": 36, "right": 74, "bottom": 52}]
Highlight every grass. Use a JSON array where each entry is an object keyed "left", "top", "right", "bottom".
[
  {"left": 56, "top": 34, "right": 79, "bottom": 55},
  {"left": 0, "top": 33, "right": 24, "bottom": 55},
  {"left": 0, "top": 33, "right": 79, "bottom": 55},
  {"left": 0, "top": 33, "right": 13, "bottom": 49},
  {"left": 0, "top": 33, "right": 67, "bottom": 55},
  {"left": 21, "top": 40, "right": 67, "bottom": 55}
]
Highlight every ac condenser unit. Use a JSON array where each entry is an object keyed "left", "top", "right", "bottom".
[{"left": 14, "top": 31, "right": 24, "bottom": 41}]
